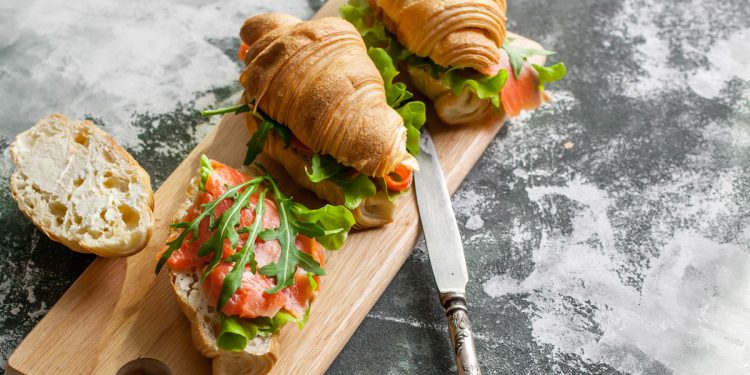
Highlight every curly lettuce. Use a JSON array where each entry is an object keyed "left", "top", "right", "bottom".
[
  {"left": 217, "top": 310, "right": 309, "bottom": 352},
  {"left": 444, "top": 68, "right": 508, "bottom": 108},
  {"left": 368, "top": 47, "right": 425, "bottom": 155},
  {"left": 532, "top": 63, "right": 567, "bottom": 90}
]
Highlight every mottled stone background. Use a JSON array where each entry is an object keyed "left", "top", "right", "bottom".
[{"left": 1, "top": 0, "right": 748, "bottom": 374}]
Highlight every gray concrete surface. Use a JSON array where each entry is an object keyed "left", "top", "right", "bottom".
[{"left": 1, "top": 0, "right": 748, "bottom": 374}]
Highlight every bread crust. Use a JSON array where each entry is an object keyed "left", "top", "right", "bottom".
[
  {"left": 9, "top": 114, "right": 154, "bottom": 257},
  {"left": 167, "top": 178, "right": 278, "bottom": 375}
]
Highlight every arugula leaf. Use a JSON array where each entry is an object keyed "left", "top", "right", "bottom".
[
  {"left": 199, "top": 183, "right": 260, "bottom": 278},
  {"left": 244, "top": 119, "right": 274, "bottom": 165},
  {"left": 532, "top": 63, "right": 567, "bottom": 90},
  {"left": 259, "top": 179, "right": 327, "bottom": 294},
  {"left": 502, "top": 43, "right": 556, "bottom": 79},
  {"left": 199, "top": 155, "right": 212, "bottom": 192},
  {"left": 305, "top": 154, "right": 342, "bottom": 183},
  {"left": 155, "top": 175, "right": 262, "bottom": 274},
  {"left": 217, "top": 190, "right": 266, "bottom": 311},
  {"left": 332, "top": 174, "right": 377, "bottom": 210},
  {"left": 244, "top": 113, "right": 291, "bottom": 165},
  {"left": 201, "top": 103, "right": 251, "bottom": 117},
  {"left": 396, "top": 101, "right": 426, "bottom": 155},
  {"left": 443, "top": 68, "right": 508, "bottom": 108},
  {"left": 290, "top": 203, "right": 355, "bottom": 249},
  {"left": 200, "top": 103, "right": 290, "bottom": 166}
]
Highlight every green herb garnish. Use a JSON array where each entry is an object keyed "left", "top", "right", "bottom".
[
  {"left": 155, "top": 176, "right": 262, "bottom": 274},
  {"left": 258, "top": 178, "right": 328, "bottom": 294},
  {"left": 501, "top": 41, "right": 556, "bottom": 79},
  {"left": 217, "top": 190, "right": 266, "bottom": 310},
  {"left": 305, "top": 154, "right": 342, "bottom": 183},
  {"left": 201, "top": 104, "right": 291, "bottom": 166}
]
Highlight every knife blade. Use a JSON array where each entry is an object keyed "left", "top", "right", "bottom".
[{"left": 413, "top": 128, "right": 481, "bottom": 375}]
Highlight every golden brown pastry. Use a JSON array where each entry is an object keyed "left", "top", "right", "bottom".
[
  {"left": 236, "top": 13, "right": 421, "bottom": 228},
  {"left": 371, "top": 0, "right": 507, "bottom": 75},
  {"left": 239, "top": 14, "right": 416, "bottom": 177}
]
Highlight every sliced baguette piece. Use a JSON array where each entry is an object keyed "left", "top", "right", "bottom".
[
  {"left": 168, "top": 178, "right": 278, "bottom": 375},
  {"left": 9, "top": 114, "right": 154, "bottom": 257}
]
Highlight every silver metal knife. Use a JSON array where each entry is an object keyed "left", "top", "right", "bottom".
[{"left": 413, "top": 128, "right": 480, "bottom": 375}]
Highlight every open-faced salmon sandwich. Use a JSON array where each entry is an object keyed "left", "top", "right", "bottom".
[
  {"left": 155, "top": 156, "right": 354, "bottom": 374},
  {"left": 205, "top": 13, "right": 427, "bottom": 229},
  {"left": 341, "top": 0, "right": 567, "bottom": 125}
]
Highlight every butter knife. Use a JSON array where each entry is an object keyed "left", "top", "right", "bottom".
[{"left": 413, "top": 129, "right": 480, "bottom": 375}]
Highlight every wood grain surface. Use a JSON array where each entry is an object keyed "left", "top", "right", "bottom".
[{"left": 7, "top": 1, "right": 544, "bottom": 373}]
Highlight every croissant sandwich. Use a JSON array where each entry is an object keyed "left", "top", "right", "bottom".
[
  {"left": 206, "top": 13, "right": 426, "bottom": 228},
  {"left": 341, "top": 0, "right": 567, "bottom": 125},
  {"left": 156, "top": 156, "right": 354, "bottom": 375}
]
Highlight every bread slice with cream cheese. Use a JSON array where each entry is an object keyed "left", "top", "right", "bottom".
[{"left": 9, "top": 114, "right": 154, "bottom": 257}]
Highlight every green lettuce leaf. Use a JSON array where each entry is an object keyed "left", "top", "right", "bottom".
[
  {"left": 443, "top": 68, "right": 508, "bottom": 108},
  {"left": 396, "top": 101, "right": 426, "bottom": 155},
  {"left": 332, "top": 174, "right": 377, "bottom": 210},
  {"left": 217, "top": 310, "right": 310, "bottom": 352},
  {"left": 406, "top": 55, "right": 508, "bottom": 109},
  {"left": 217, "top": 315, "right": 259, "bottom": 352},
  {"left": 290, "top": 202, "right": 355, "bottom": 250},
  {"left": 305, "top": 154, "right": 342, "bottom": 183},
  {"left": 502, "top": 42, "right": 556, "bottom": 79},
  {"left": 306, "top": 271, "right": 318, "bottom": 291},
  {"left": 270, "top": 310, "right": 308, "bottom": 332},
  {"left": 532, "top": 63, "right": 567, "bottom": 90},
  {"left": 340, "top": 0, "right": 410, "bottom": 61},
  {"left": 369, "top": 47, "right": 413, "bottom": 108},
  {"left": 341, "top": 1, "right": 425, "bottom": 156},
  {"left": 199, "top": 154, "right": 212, "bottom": 191}
]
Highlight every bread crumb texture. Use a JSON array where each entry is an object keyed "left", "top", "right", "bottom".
[{"left": 9, "top": 114, "right": 154, "bottom": 257}]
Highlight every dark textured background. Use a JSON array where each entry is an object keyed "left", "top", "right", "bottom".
[{"left": 1, "top": 0, "right": 748, "bottom": 374}]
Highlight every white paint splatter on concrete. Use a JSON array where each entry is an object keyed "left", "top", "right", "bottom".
[
  {"left": 26, "top": 302, "right": 49, "bottom": 319},
  {"left": 0, "top": 0, "right": 313, "bottom": 145},
  {"left": 465, "top": 215, "right": 485, "bottom": 231},
  {"left": 483, "top": 274, "right": 523, "bottom": 296},
  {"left": 689, "top": 28, "right": 750, "bottom": 99},
  {"left": 481, "top": 97, "right": 750, "bottom": 374}
]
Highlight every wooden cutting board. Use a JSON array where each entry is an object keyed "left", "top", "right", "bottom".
[{"left": 7, "top": 1, "right": 546, "bottom": 373}]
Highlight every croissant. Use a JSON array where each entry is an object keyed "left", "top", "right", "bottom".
[
  {"left": 370, "top": 0, "right": 507, "bottom": 75},
  {"left": 239, "top": 14, "right": 415, "bottom": 177},
  {"left": 238, "top": 13, "right": 419, "bottom": 228},
  {"left": 349, "top": 0, "right": 564, "bottom": 126},
  {"left": 407, "top": 34, "right": 549, "bottom": 125}
]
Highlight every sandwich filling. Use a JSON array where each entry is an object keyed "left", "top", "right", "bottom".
[
  {"left": 341, "top": 0, "right": 567, "bottom": 119},
  {"left": 156, "top": 156, "right": 354, "bottom": 351},
  {"left": 206, "top": 37, "right": 426, "bottom": 215}
]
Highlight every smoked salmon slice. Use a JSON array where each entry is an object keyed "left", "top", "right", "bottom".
[
  {"left": 161, "top": 160, "right": 322, "bottom": 319},
  {"left": 499, "top": 49, "right": 547, "bottom": 117}
]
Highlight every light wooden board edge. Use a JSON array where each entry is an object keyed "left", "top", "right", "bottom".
[{"left": 7, "top": 1, "right": 547, "bottom": 373}]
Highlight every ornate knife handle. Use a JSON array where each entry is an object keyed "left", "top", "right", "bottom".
[{"left": 440, "top": 292, "right": 481, "bottom": 375}]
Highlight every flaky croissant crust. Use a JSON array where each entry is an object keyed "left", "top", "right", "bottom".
[
  {"left": 239, "top": 14, "right": 415, "bottom": 177},
  {"left": 371, "top": 0, "right": 507, "bottom": 75}
]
